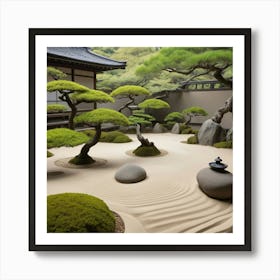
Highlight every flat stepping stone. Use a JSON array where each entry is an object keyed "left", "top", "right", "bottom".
[
  {"left": 115, "top": 164, "right": 147, "bottom": 184},
  {"left": 197, "top": 168, "right": 232, "bottom": 200}
]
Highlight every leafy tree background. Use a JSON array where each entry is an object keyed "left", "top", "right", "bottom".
[{"left": 92, "top": 47, "right": 232, "bottom": 95}]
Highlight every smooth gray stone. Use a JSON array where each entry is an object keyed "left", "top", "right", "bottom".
[
  {"left": 153, "top": 122, "right": 165, "bottom": 133},
  {"left": 115, "top": 164, "right": 147, "bottom": 184},
  {"left": 226, "top": 128, "right": 233, "bottom": 141},
  {"left": 171, "top": 123, "right": 180, "bottom": 134},
  {"left": 197, "top": 167, "right": 232, "bottom": 200},
  {"left": 198, "top": 119, "right": 227, "bottom": 146}
]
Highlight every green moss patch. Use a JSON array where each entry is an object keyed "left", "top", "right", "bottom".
[
  {"left": 187, "top": 135, "right": 198, "bottom": 144},
  {"left": 82, "top": 130, "right": 132, "bottom": 143},
  {"left": 47, "top": 150, "right": 54, "bottom": 157},
  {"left": 47, "top": 193, "right": 115, "bottom": 233},
  {"left": 68, "top": 155, "right": 95, "bottom": 165},
  {"left": 133, "top": 144, "right": 161, "bottom": 157},
  {"left": 214, "top": 141, "right": 233, "bottom": 149}
]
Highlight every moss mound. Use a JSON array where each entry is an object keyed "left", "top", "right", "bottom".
[
  {"left": 214, "top": 141, "right": 233, "bottom": 149},
  {"left": 68, "top": 155, "right": 95, "bottom": 165},
  {"left": 187, "top": 135, "right": 198, "bottom": 144},
  {"left": 47, "top": 193, "right": 115, "bottom": 233},
  {"left": 47, "top": 150, "right": 54, "bottom": 157},
  {"left": 82, "top": 130, "right": 132, "bottom": 143},
  {"left": 133, "top": 144, "right": 161, "bottom": 157}
]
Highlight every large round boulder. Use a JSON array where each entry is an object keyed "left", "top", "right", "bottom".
[
  {"left": 198, "top": 119, "right": 227, "bottom": 146},
  {"left": 197, "top": 168, "right": 232, "bottom": 200},
  {"left": 115, "top": 164, "right": 147, "bottom": 184}
]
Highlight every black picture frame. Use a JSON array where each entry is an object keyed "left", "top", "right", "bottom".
[{"left": 29, "top": 28, "right": 251, "bottom": 251}]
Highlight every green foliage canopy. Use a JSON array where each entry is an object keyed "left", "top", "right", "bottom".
[
  {"left": 138, "top": 99, "right": 170, "bottom": 109},
  {"left": 47, "top": 67, "right": 67, "bottom": 80},
  {"left": 164, "top": 112, "right": 185, "bottom": 123},
  {"left": 74, "top": 108, "right": 130, "bottom": 127},
  {"left": 47, "top": 128, "right": 89, "bottom": 149},
  {"left": 182, "top": 106, "right": 208, "bottom": 117},
  {"left": 111, "top": 85, "right": 150, "bottom": 98},
  {"left": 47, "top": 104, "right": 68, "bottom": 113},
  {"left": 47, "top": 80, "right": 89, "bottom": 93},
  {"left": 70, "top": 90, "right": 114, "bottom": 103}
]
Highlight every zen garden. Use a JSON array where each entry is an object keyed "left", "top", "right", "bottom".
[{"left": 47, "top": 47, "right": 233, "bottom": 233}]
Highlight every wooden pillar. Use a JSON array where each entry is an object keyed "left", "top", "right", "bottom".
[
  {"left": 71, "top": 68, "right": 75, "bottom": 81},
  {"left": 93, "top": 72, "right": 97, "bottom": 89}
]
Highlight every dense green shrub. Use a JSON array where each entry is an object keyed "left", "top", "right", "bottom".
[
  {"left": 82, "top": 130, "right": 132, "bottom": 143},
  {"left": 164, "top": 112, "right": 185, "bottom": 127},
  {"left": 47, "top": 193, "right": 115, "bottom": 233},
  {"left": 47, "top": 104, "right": 68, "bottom": 113},
  {"left": 47, "top": 128, "right": 89, "bottom": 149},
  {"left": 187, "top": 135, "right": 198, "bottom": 144},
  {"left": 181, "top": 127, "right": 194, "bottom": 134},
  {"left": 214, "top": 141, "right": 233, "bottom": 148},
  {"left": 133, "top": 145, "right": 161, "bottom": 157},
  {"left": 47, "top": 150, "right": 53, "bottom": 157}
]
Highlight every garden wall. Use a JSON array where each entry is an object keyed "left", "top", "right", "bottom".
[{"left": 47, "top": 67, "right": 233, "bottom": 129}]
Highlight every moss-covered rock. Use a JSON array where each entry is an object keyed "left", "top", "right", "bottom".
[
  {"left": 133, "top": 144, "right": 161, "bottom": 157},
  {"left": 68, "top": 155, "right": 95, "bottom": 165},
  {"left": 213, "top": 141, "right": 233, "bottom": 149},
  {"left": 187, "top": 135, "right": 198, "bottom": 144},
  {"left": 47, "top": 193, "right": 115, "bottom": 233},
  {"left": 47, "top": 150, "right": 54, "bottom": 157}
]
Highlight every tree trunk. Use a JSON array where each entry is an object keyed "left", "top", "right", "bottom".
[
  {"left": 135, "top": 124, "right": 153, "bottom": 146},
  {"left": 214, "top": 69, "right": 232, "bottom": 88},
  {"left": 211, "top": 96, "right": 233, "bottom": 124},
  {"left": 64, "top": 94, "right": 77, "bottom": 130},
  {"left": 184, "top": 115, "right": 192, "bottom": 126},
  {"left": 78, "top": 124, "right": 102, "bottom": 159}
]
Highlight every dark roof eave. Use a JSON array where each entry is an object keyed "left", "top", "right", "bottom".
[{"left": 48, "top": 55, "right": 126, "bottom": 72}]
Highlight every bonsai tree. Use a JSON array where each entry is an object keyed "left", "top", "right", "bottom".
[
  {"left": 47, "top": 80, "right": 114, "bottom": 129},
  {"left": 182, "top": 106, "right": 208, "bottom": 125},
  {"left": 128, "top": 109, "right": 156, "bottom": 129},
  {"left": 47, "top": 80, "right": 90, "bottom": 129},
  {"left": 132, "top": 99, "right": 170, "bottom": 156},
  {"left": 110, "top": 85, "right": 150, "bottom": 113},
  {"left": 69, "top": 108, "right": 130, "bottom": 165}
]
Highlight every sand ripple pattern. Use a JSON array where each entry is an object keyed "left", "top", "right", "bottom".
[{"left": 48, "top": 133, "right": 233, "bottom": 233}]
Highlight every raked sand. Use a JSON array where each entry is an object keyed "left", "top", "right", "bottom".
[{"left": 47, "top": 133, "right": 233, "bottom": 233}]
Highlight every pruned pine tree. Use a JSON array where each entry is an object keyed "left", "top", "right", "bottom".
[{"left": 70, "top": 108, "right": 130, "bottom": 165}]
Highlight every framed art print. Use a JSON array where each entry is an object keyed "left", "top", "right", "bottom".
[{"left": 29, "top": 28, "right": 251, "bottom": 251}]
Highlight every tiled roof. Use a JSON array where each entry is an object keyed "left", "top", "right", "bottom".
[{"left": 47, "top": 47, "right": 126, "bottom": 72}]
